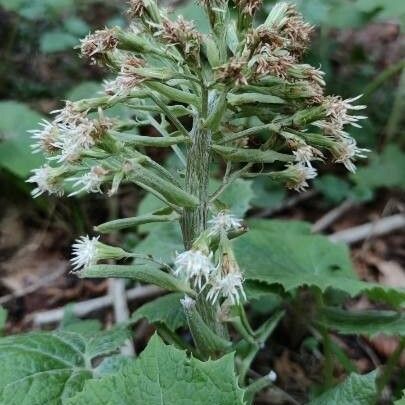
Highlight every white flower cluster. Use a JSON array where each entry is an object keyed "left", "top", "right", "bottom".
[
  {"left": 173, "top": 213, "right": 246, "bottom": 305},
  {"left": 314, "top": 95, "right": 369, "bottom": 172},
  {"left": 27, "top": 104, "right": 112, "bottom": 198}
]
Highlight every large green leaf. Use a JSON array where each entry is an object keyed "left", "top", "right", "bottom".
[
  {"left": 233, "top": 220, "right": 405, "bottom": 306},
  {"left": 353, "top": 145, "right": 405, "bottom": 191},
  {"left": 68, "top": 334, "right": 245, "bottom": 405},
  {"left": 131, "top": 293, "right": 186, "bottom": 332},
  {"left": 319, "top": 307, "right": 405, "bottom": 337},
  {"left": 0, "top": 328, "right": 129, "bottom": 404},
  {"left": 40, "top": 31, "right": 77, "bottom": 53},
  {"left": 0, "top": 101, "right": 44, "bottom": 178},
  {"left": 310, "top": 371, "right": 378, "bottom": 405},
  {"left": 135, "top": 222, "right": 183, "bottom": 263}
]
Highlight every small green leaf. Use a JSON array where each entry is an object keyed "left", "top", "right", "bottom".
[
  {"left": 131, "top": 293, "right": 186, "bottom": 332},
  {"left": 68, "top": 334, "right": 245, "bottom": 405},
  {"left": 318, "top": 307, "right": 405, "bottom": 336},
  {"left": 40, "top": 31, "right": 78, "bottom": 53},
  {"left": 310, "top": 371, "right": 378, "bottom": 405}
]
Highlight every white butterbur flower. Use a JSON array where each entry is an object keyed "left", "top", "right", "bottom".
[
  {"left": 208, "top": 212, "right": 243, "bottom": 234},
  {"left": 26, "top": 165, "right": 64, "bottom": 198},
  {"left": 314, "top": 94, "right": 367, "bottom": 138},
  {"left": 207, "top": 272, "right": 246, "bottom": 305},
  {"left": 334, "top": 138, "right": 369, "bottom": 173},
  {"left": 293, "top": 145, "right": 322, "bottom": 167},
  {"left": 68, "top": 166, "right": 108, "bottom": 196},
  {"left": 292, "top": 163, "right": 317, "bottom": 192},
  {"left": 71, "top": 235, "right": 99, "bottom": 270},
  {"left": 106, "top": 57, "right": 145, "bottom": 97},
  {"left": 71, "top": 235, "right": 130, "bottom": 271},
  {"left": 174, "top": 250, "right": 214, "bottom": 289},
  {"left": 52, "top": 119, "right": 99, "bottom": 163},
  {"left": 29, "top": 120, "right": 59, "bottom": 154},
  {"left": 52, "top": 101, "right": 86, "bottom": 126}
]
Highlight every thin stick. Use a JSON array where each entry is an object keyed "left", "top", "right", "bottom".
[
  {"left": 0, "top": 267, "right": 65, "bottom": 305},
  {"left": 312, "top": 199, "right": 356, "bottom": 233},
  {"left": 109, "top": 279, "right": 135, "bottom": 356},
  {"left": 30, "top": 285, "right": 163, "bottom": 326},
  {"left": 329, "top": 214, "right": 405, "bottom": 245}
]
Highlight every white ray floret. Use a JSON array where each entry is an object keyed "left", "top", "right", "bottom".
[
  {"left": 174, "top": 250, "right": 214, "bottom": 289},
  {"left": 71, "top": 235, "right": 100, "bottom": 271},
  {"left": 335, "top": 138, "right": 370, "bottom": 173},
  {"left": 29, "top": 120, "right": 59, "bottom": 154},
  {"left": 26, "top": 165, "right": 64, "bottom": 198},
  {"left": 293, "top": 164, "right": 317, "bottom": 192},
  {"left": 68, "top": 166, "right": 108, "bottom": 196},
  {"left": 208, "top": 212, "right": 243, "bottom": 234},
  {"left": 207, "top": 272, "right": 246, "bottom": 305}
]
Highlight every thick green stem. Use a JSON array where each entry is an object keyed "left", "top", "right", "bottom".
[{"left": 181, "top": 122, "right": 212, "bottom": 248}]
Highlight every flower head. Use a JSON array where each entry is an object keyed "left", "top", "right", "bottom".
[
  {"left": 26, "top": 165, "right": 64, "bottom": 198},
  {"left": 208, "top": 212, "right": 243, "bottom": 234},
  {"left": 314, "top": 95, "right": 367, "bottom": 138},
  {"left": 293, "top": 145, "right": 323, "bottom": 167},
  {"left": 127, "top": 0, "right": 146, "bottom": 18},
  {"left": 29, "top": 120, "right": 60, "bottom": 154},
  {"left": 207, "top": 272, "right": 246, "bottom": 305},
  {"left": 71, "top": 235, "right": 130, "bottom": 271},
  {"left": 333, "top": 138, "right": 369, "bottom": 173},
  {"left": 106, "top": 57, "right": 145, "bottom": 97},
  {"left": 286, "top": 163, "right": 318, "bottom": 192},
  {"left": 52, "top": 101, "right": 87, "bottom": 127},
  {"left": 71, "top": 235, "right": 99, "bottom": 271},
  {"left": 174, "top": 249, "right": 214, "bottom": 289},
  {"left": 234, "top": 0, "right": 263, "bottom": 16},
  {"left": 68, "top": 166, "right": 109, "bottom": 196},
  {"left": 158, "top": 17, "right": 201, "bottom": 61},
  {"left": 215, "top": 58, "right": 248, "bottom": 86},
  {"left": 80, "top": 28, "right": 118, "bottom": 60}
]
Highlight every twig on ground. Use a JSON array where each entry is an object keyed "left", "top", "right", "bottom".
[
  {"left": 312, "top": 199, "right": 356, "bottom": 233},
  {"left": 254, "top": 190, "right": 318, "bottom": 218},
  {"left": 0, "top": 267, "right": 65, "bottom": 305},
  {"left": 30, "top": 285, "right": 163, "bottom": 326},
  {"left": 329, "top": 214, "right": 405, "bottom": 245},
  {"left": 109, "top": 279, "right": 135, "bottom": 355}
]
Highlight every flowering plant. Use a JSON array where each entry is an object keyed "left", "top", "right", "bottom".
[{"left": 3, "top": 0, "right": 403, "bottom": 404}]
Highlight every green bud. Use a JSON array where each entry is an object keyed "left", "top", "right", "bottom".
[
  {"left": 95, "top": 208, "right": 180, "bottom": 233},
  {"left": 181, "top": 295, "right": 232, "bottom": 358},
  {"left": 227, "top": 92, "right": 285, "bottom": 106}
]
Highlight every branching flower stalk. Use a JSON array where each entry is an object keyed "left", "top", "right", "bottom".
[{"left": 27, "top": 0, "right": 368, "bottom": 392}]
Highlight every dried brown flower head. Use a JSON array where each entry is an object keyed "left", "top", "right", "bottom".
[
  {"left": 80, "top": 29, "right": 118, "bottom": 60},
  {"left": 215, "top": 58, "right": 249, "bottom": 86}
]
